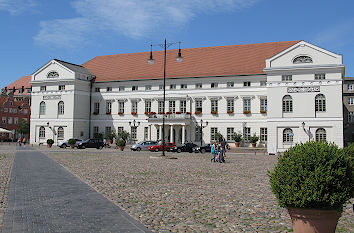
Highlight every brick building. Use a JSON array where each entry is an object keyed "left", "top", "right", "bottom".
[{"left": 343, "top": 77, "right": 354, "bottom": 145}]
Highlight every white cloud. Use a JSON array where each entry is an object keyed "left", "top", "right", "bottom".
[
  {"left": 34, "top": 0, "right": 260, "bottom": 48},
  {"left": 0, "top": 0, "right": 36, "bottom": 15}
]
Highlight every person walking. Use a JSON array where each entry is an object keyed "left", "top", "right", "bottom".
[
  {"left": 22, "top": 137, "right": 26, "bottom": 146},
  {"left": 18, "top": 137, "right": 22, "bottom": 147},
  {"left": 217, "top": 142, "right": 224, "bottom": 163},
  {"left": 211, "top": 142, "right": 217, "bottom": 162}
]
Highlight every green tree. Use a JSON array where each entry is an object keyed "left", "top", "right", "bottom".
[
  {"left": 17, "top": 119, "right": 29, "bottom": 136},
  {"left": 117, "top": 130, "right": 130, "bottom": 142}
]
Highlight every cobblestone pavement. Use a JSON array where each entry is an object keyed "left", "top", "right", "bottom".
[
  {"left": 45, "top": 148, "right": 354, "bottom": 233},
  {"left": 2, "top": 147, "right": 151, "bottom": 233}
]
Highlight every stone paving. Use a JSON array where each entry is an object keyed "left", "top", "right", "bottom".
[
  {"left": 2, "top": 147, "right": 151, "bottom": 232},
  {"left": 45, "top": 148, "right": 354, "bottom": 232}
]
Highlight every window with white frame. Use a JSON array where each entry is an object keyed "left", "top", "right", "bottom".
[
  {"left": 244, "top": 127, "right": 250, "bottom": 142},
  {"left": 144, "top": 127, "right": 149, "bottom": 140},
  {"left": 283, "top": 128, "right": 293, "bottom": 143},
  {"left": 131, "top": 127, "right": 137, "bottom": 140},
  {"left": 4, "top": 108, "right": 8, "bottom": 113},
  {"left": 180, "top": 100, "right": 186, "bottom": 113},
  {"left": 260, "top": 128, "right": 267, "bottom": 142},
  {"left": 40, "top": 86, "right": 46, "bottom": 91},
  {"left": 8, "top": 117, "right": 12, "bottom": 124},
  {"left": 348, "top": 112, "right": 354, "bottom": 122},
  {"left": 282, "top": 75, "right": 292, "bottom": 81},
  {"left": 169, "top": 101, "right": 176, "bottom": 113},
  {"left": 119, "top": 86, "right": 125, "bottom": 91},
  {"left": 227, "top": 127, "right": 234, "bottom": 141},
  {"left": 118, "top": 100, "right": 124, "bottom": 113},
  {"left": 227, "top": 98, "right": 234, "bottom": 112},
  {"left": 170, "top": 84, "right": 176, "bottom": 89},
  {"left": 94, "top": 102, "right": 100, "bottom": 114},
  {"left": 9, "top": 108, "right": 12, "bottom": 113},
  {"left": 158, "top": 100, "right": 164, "bottom": 113},
  {"left": 105, "top": 127, "right": 111, "bottom": 137},
  {"left": 57, "top": 127, "right": 64, "bottom": 139},
  {"left": 58, "top": 101, "right": 64, "bottom": 115},
  {"left": 347, "top": 84, "right": 353, "bottom": 91},
  {"left": 210, "top": 127, "right": 218, "bottom": 141},
  {"left": 195, "top": 99, "right": 202, "bottom": 112},
  {"left": 243, "top": 98, "right": 251, "bottom": 112},
  {"left": 156, "top": 128, "right": 160, "bottom": 140},
  {"left": 211, "top": 100, "right": 218, "bottom": 112},
  {"left": 39, "top": 126, "right": 45, "bottom": 138},
  {"left": 106, "top": 100, "right": 112, "bottom": 113},
  {"left": 39, "top": 101, "right": 46, "bottom": 115},
  {"left": 282, "top": 95, "right": 293, "bottom": 112},
  {"left": 211, "top": 83, "right": 218, "bottom": 88},
  {"left": 195, "top": 126, "right": 201, "bottom": 141},
  {"left": 131, "top": 101, "right": 138, "bottom": 113},
  {"left": 348, "top": 97, "right": 354, "bottom": 105},
  {"left": 315, "top": 74, "right": 326, "bottom": 80},
  {"left": 195, "top": 83, "right": 202, "bottom": 89},
  {"left": 95, "top": 87, "right": 100, "bottom": 92},
  {"left": 243, "top": 82, "right": 251, "bottom": 86},
  {"left": 14, "top": 117, "right": 18, "bottom": 124},
  {"left": 106, "top": 87, "right": 112, "bottom": 92},
  {"left": 59, "top": 85, "right": 65, "bottom": 91},
  {"left": 145, "top": 100, "right": 151, "bottom": 113},
  {"left": 227, "top": 82, "right": 234, "bottom": 88},
  {"left": 93, "top": 126, "right": 99, "bottom": 136},
  {"left": 2, "top": 117, "right": 6, "bottom": 124},
  {"left": 315, "top": 94, "right": 326, "bottom": 112},
  {"left": 145, "top": 85, "right": 152, "bottom": 91},
  {"left": 181, "top": 84, "right": 187, "bottom": 89},
  {"left": 315, "top": 128, "right": 326, "bottom": 142},
  {"left": 260, "top": 98, "right": 267, "bottom": 112},
  {"left": 132, "top": 85, "right": 138, "bottom": 91}
]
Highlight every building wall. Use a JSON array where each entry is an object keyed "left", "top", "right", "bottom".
[{"left": 343, "top": 77, "right": 354, "bottom": 145}]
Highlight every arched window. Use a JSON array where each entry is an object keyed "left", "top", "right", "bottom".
[
  {"left": 315, "top": 94, "right": 326, "bottom": 112},
  {"left": 282, "top": 95, "right": 293, "bottom": 113},
  {"left": 57, "top": 127, "right": 64, "bottom": 139},
  {"left": 58, "top": 101, "right": 64, "bottom": 115},
  {"left": 47, "top": 71, "right": 59, "bottom": 78},
  {"left": 315, "top": 128, "right": 326, "bottom": 142},
  {"left": 293, "top": 56, "right": 313, "bottom": 64},
  {"left": 283, "top": 128, "right": 293, "bottom": 143},
  {"left": 39, "top": 101, "right": 46, "bottom": 115},
  {"left": 39, "top": 126, "right": 45, "bottom": 138}
]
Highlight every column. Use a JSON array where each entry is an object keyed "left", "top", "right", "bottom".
[
  {"left": 181, "top": 125, "right": 185, "bottom": 144},
  {"left": 159, "top": 125, "right": 162, "bottom": 140},
  {"left": 170, "top": 125, "right": 174, "bottom": 143}
]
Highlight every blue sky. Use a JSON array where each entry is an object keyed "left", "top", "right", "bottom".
[{"left": 1, "top": 0, "right": 353, "bottom": 86}]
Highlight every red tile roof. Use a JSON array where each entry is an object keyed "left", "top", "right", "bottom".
[
  {"left": 83, "top": 41, "right": 300, "bottom": 82},
  {"left": 5, "top": 76, "right": 32, "bottom": 95}
]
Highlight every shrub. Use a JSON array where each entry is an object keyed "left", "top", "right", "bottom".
[
  {"left": 214, "top": 132, "right": 224, "bottom": 142},
  {"left": 232, "top": 133, "right": 243, "bottom": 142},
  {"left": 249, "top": 134, "right": 259, "bottom": 143},
  {"left": 116, "top": 139, "right": 126, "bottom": 147},
  {"left": 117, "top": 130, "right": 130, "bottom": 142},
  {"left": 68, "top": 138, "right": 76, "bottom": 145},
  {"left": 269, "top": 141, "right": 354, "bottom": 211},
  {"left": 105, "top": 131, "right": 116, "bottom": 141},
  {"left": 47, "top": 139, "right": 54, "bottom": 145}
]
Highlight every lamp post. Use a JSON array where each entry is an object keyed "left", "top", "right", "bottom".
[
  {"left": 129, "top": 119, "right": 140, "bottom": 143},
  {"left": 302, "top": 121, "right": 310, "bottom": 141},
  {"left": 200, "top": 119, "right": 208, "bottom": 146},
  {"left": 242, "top": 122, "right": 246, "bottom": 147},
  {"left": 148, "top": 39, "right": 183, "bottom": 156}
]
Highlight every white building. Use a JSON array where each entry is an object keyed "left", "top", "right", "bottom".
[{"left": 30, "top": 41, "right": 345, "bottom": 153}]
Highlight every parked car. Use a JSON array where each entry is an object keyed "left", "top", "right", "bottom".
[
  {"left": 193, "top": 144, "right": 212, "bottom": 153},
  {"left": 77, "top": 138, "right": 104, "bottom": 149},
  {"left": 57, "top": 139, "right": 83, "bottom": 148},
  {"left": 131, "top": 141, "right": 158, "bottom": 151},
  {"left": 148, "top": 142, "right": 176, "bottom": 152},
  {"left": 171, "top": 143, "right": 198, "bottom": 153}
]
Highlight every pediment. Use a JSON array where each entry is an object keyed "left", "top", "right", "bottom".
[{"left": 31, "top": 59, "right": 76, "bottom": 82}]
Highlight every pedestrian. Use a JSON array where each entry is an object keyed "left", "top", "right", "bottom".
[
  {"left": 211, "top": 142, "right": 217, "bottom": 162},
  {"left": 103, "top": 138, "right": 107, "bottom": 148},
  {"left": 18, "top": 137, "right": 22, "bottom": 147},
  {"left": 22, "top": 137, "right": 26, "bottom": 145},
  {"left": 218, "top": 142, "right": 224, "bottom": 163}
]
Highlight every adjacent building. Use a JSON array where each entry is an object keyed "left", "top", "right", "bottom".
[
  {"left": 343, "top": 77, "right": 354, "bottom": 145},
  {"left": 29, "top": 40, "right": 345, "bottom": 153}
]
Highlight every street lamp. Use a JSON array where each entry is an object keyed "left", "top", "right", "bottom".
[
  {"left": 129, "top": 120, "right": 140, "bottom": 143},
  {"left": 148, "top": 39, "right": 183, "bottom": 156},
  {"left": 200, "top": 119, "right": 208, "bottom": 147}
]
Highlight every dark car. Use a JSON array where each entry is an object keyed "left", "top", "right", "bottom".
[
  {"left": 77, "top": 139, "right": 104, "bottom": 149},
  {"left": 193, "top": 144, "right": 212, "bottom": 153},
  {"left": 171, "top": 143, "right": 198, "bottom": 153}
]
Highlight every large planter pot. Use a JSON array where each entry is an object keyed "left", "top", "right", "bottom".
[
  {"left": 119, "top": 146, "right": 125, "bottom": 151},
  {"left": 251, "top": 143, "right": 256, "bottom": 148},
  {"left": 47, "top": 144, "right": 53, "bottom": 148},
  {"left": 109, "top": 140, "right": 113, "bottom": 144},
  {"left": 70, "top": 144, "right": 75, "bottom": 149},
  {"left": 287, "top": 208, "right": 341, "bottom": 233},
  {"left": 235, "top": 142, "right": 240, "bottom": 147}
]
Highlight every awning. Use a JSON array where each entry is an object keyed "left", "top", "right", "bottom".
[{"left": 0, "top": 128, "right": 12, "bottom": 133}]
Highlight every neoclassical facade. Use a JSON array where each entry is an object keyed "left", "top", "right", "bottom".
[{"left": 29, "top": 41, "right": 345, "bottom": 153}]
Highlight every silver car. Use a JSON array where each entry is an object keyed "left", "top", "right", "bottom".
[
  {"left": 131, "top": 141, "right": 158, "bottom": 151},
  {"left": 57, "top": 139, "right": 83, "bottom": 148}
]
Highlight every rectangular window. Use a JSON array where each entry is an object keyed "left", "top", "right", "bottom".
[
  {"left": 23, "top": 109, "right": 28, "bottom": 114},
  {"left": 158, "top": 100, "right": 164, "bottom": 113},
  {"left": 131, "top": 127, "right": 137, "bottom": 140},
  {"left": 145, "top": 100, "right": 151, "bottom": 113},
  {"left": 132, "top": 86, "right": 138, "bottom": 91},
  {"left": 117, "top": 127, "right": 124, "bottom": 134},
  {"left": 195, "top": 83, "right": 202, "bottom": 89},
  {"left": 260, "top": 81, "right": 267, "bottom": 86},
  {"left": 18, "top": 89, "right": 23, "bottom": 94},
  {"left": 119, "top": 86, "right": 125, "bottom": 91},
  {"left": 169, "top": 101, "right": 176, "bottom": 113},
  {"left": 211, "top": 100, "right": 218, "bottom": 113},
  {"left": 8, "top": 117, "right": 12, "bottom": 124},
  {"left": 348, "top": 112, "right": 354, "bottom": 123},
  {"left": 211, "top": 83, "right": 218, "bottom": 88},
  {"left": 4, "top": 108, "right": 8, "bottom": 113},
  {"left": 2, "top": 117, "right": 6, "bottom": 124},
  {"left": 195, "top": 126, "right": 201, "bottom": 141},
  {"left": 315, "top": 73, "right": 326, "bottom": 80},
  {"left": 13, "top": 108, "right": 17, "bottom": 113},
  {"left": 260, "top": 128, "right": 267, "bottom": 142},
  {"left": 9, "top": 108, "right": 12, "bottom": 113},
  {"left": 282, "top": 75, "right": 292, "bottom": 81},
  {"left": 348, "top": 97, "right": 354, "bottom": 105},
  {"left": 118, "top": 100, "right": 125, "bottom": 113},
  {"left": 170, "top": 84, "right": 176, "bottom": 89},
  {"left": 260, "top": 98, "right": 267, "bottom": 112},
  {"left": 181, "top": 84, "right": 187, "bottom": 89},
  {"left": 210, "top": 127, "right": 218, "bottom": 141},
  {"left": 94, "top": 102, "right": 100, "bottom": 114},
  {"left": 14, "top": 117, "right": 18, "bottom": 124},
  {"left": 227, "top": 82, "right": 234, "bottom": 88},
  {"left": 93, "top": 126, "right": 99, "bottom": 135},
  {"left": 244, "top": 127, "right": 250, "bottom": 142},
  {"left": 106, "top": 87, "right": 112, "bottom": 92},
  {"left": 243, "top": 98, "right": 251, "bottom": 112},
  {"left": 106, "top": 100, "right": 112, "bottom": 114},
  {"left": 95, "top": 87, "right": 100, "bottom": 92},
  {"left": 243, "top": 82, "right": 251, "bottom": 86},
  {"left": 105, "top": 126, "right": 111, "bottom": 135},
  {"left": 40, "top": 86, "right": 46, "bottom": 91},
  {"left": 159, "top": 85, "right": 164, "bottom": 90},
  {"left": 195, "top": 99, "right": 202, "bottom": 112},
  {"left": 144, "top": 127, "right": 149, "bottom": 140},
  {"left": 180, "top": 100, "right": 186, "bottom": 113},
  {"left": 227, "top": 99, "right": 234, "bottom": 113},
  {"left": 9, "top": 101, "right": 13, "bottom": 106},
  {"left": 131, "top": 101, "right": 138, "bottom": 113},
  {"left": 59, "top": 85, "right": 65, "bottom": 90},
  {"left": 227, "top": 127, "right": 234, "bottom": 141},
  {"left": 347, "top": 84, "right": 353, "bottom": 91},
  {"left": 27, "top": 88, "right": 31, "bottom": 93},
  {"left": 145, "top": 85, "right": 152, "bottom": 91}
]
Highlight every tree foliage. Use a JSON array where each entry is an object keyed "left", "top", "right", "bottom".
[{"left": 17, "top": 119, "right": 29, "bottom": 135}]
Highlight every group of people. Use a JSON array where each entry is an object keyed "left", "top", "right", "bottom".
[
  {"left": 17, "top": 137, "right": 26, "bottom": 146},
  {"left": 211, "top": 141, "right": 228, "bottom": 163}
]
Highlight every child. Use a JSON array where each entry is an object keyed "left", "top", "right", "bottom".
[{"left": 211, "top": 142, "right": 217, "bottom": 162}]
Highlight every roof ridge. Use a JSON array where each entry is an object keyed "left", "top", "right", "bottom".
[{"left": 54, "top": 59, "right": 85, "bottom": 68}]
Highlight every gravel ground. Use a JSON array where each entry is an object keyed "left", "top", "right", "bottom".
[
  {"left": 44, "top": 148, "right": 353, "bottom": 233},
  {"left": 0, "top": 146, "right": 15, "bottom": 231}
]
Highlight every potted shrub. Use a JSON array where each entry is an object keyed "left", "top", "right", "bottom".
[
  {"left": 118, "top": 112, "right": 124, "bottom": 115},
  {"left": 227, "top": 110, "right": 233, "bottom": 114},
  {"left": 144, "top": 111, "right": 149, "bottom": 115},
  {"left": 249, "top": 134, "right": 258, "bottom": 147},
  {"left": 116, "top": 139, "right": 126, "bottom": 151},
  {"left": 260, "top": 110, "right": 267, "bottom": 114},
  {"left": 166, "top": 111, "right": 172, "bottom": 115},
  {"left": 232, "top": 133, "right": 242, "bottom": 147},
  {"left": 131, "top": 112, "right": 137, "bottom": 115},
  {"left": 68, "top": 138, "right": 76, "bottom": 149},
  {"left": 106, "top": 112, "right": 111, "bottom": 115},
  {"left": 195, "top": 111, "right": 202, "bottom": 115},
  {"left": 214, "top": 132, "right": 224, "bottom": 143},
  {"left": 158, "top": 112, "right": 164, "bottom": 115},
  {"left": 47, "top": 139, "right": 54, "bottom": 148},
  {"left": 117, "top": 130, "right": 130, "bottom": 149},
  {"left": 176, "top": 112, "right": 181, "bottom": 114},
  {"left": 211, "top": 110, "right": 217, "bottom": 114},
  {"left": 150, "top": 112, "right": 156, "bottom": 115},
  {"left": 268, "top": 141, "right": 353, "bottom": 233},
  {"left": 106, "top": 131, "right": 116, "bottom": 144},
  {"left": 243, "top": 110, "right": 251, "bottom": 114}
]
